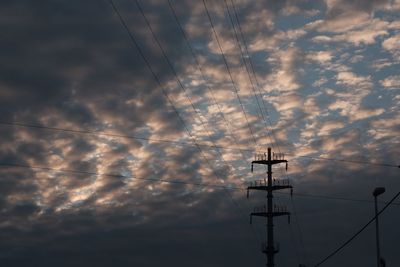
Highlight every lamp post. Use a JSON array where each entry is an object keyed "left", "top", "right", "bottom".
[{"left": 373, "top": 187, "right": 385, "bottom": 267}]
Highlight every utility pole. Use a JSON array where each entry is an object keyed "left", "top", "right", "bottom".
[
  {"left": 373, "top": 187, "right": 385, "bottom": 267},
  {"left": 248, "top": 147, "right": 292, "bottom": 267}
]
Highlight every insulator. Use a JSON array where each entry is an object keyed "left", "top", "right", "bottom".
[
  {"left": 247, "top": 189, "right": 249, "bottom": 199},
  {"left": 251, "top": 164, "right": 253, "bottom": 173},
  {"left": 288, "top": 215, "right": 291, "bottom": 224},
  {"left": 286, "top": 162, "right": 288, "bottom": 171},
  {"left": 290, "top": 188, "right": 293, "bottom": 197}
]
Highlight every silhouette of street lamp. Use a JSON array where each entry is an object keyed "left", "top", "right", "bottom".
[{"left": 373, "top": 187, "right": 385, "bottom": 267}]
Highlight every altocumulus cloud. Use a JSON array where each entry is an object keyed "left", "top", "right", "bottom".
[{"left": 0, "top": 0, "right": 399, "bottom": 267}]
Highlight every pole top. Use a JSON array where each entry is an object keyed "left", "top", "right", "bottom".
[{"left": 373, "top": 187, "right": 385, "bottom": 197}]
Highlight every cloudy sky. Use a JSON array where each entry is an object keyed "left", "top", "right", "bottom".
[{"left": 0, "top": 0, "right": 399, "bottom": 266}]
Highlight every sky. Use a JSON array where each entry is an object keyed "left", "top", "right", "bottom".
[{"left": 0, "top": 0, "right": 399, "bottom": 266}]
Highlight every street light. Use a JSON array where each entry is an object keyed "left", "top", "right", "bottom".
[{"left": 373, "top": 187, "right": 385, "bottom": 267}]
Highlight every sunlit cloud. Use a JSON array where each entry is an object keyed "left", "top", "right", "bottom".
[{"left": 0, "top": 0, "right": 399, "bottom": 266}]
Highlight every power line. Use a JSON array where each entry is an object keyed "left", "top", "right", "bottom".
[
  {"left": 114, "top": 0, "right": 400, "bottom": 178},
  {"left": 166, "top": 0, "right": 247, "bottom": 161},
  {"left": 314, "top": 190, "right": 400, "bottom": 266},
  {"left": 202, "top": 0, "right": 258, "bottom": 147},
  {"left": 287, "top": 216, "right": 302, "bottom": 265},
  {"left": 133, "top": 1, "right": 264, "bottom": 249},
  {"left": 223, "top": 0, "right": 274, "bottom": 150},
  {"left": 290, "top": 154, "right": 400, "bottom": 169},
  {"left": 0, "top": 162, "right": 233, "bottom": 189},
  {"left": 277, "top": 191, "right": 400, "bottom": 206},
  {"left": 222, "top": 1, "right": 264, "bottom": 118},
  {"left": 229, "top": 0, "right": 281, "bottom": 153},
  {"left": 290, "top": 195, "right": 310, "bottom": 265},
  {"left": 1, "top": 162, "right": 399, "bottom": 207},
  {"left": 225, "top": 4, "right": 305, "bottom": 263},
  {"left": 1, "top": 121, "right": 399, "bottom": 169},
  {"left": 162, "top": 3, "right": 264, "bottom": 247},
  {"left": 108, "top": 0, "right": 195, "bottom": 148},
  {"left": 0, "top": 120, "right": 250, "bottom": 152},
  {"left": 224, "top": 6, "right": 301, "bottom": 256},
  {"left": 134, "top": 0, "right": 239, "bottom": 183},
  {"left": 135, "top": 0, "right": 213, "bottom": 144},
  {"left": 110, "top": 2, "right": 259, "bottom": 246},
  {"left": 232, "top": 0, "right": 399, "bottom": 171},
  {"left": 228, "top": 0, "right": 399, "bottom": 171},
  {"left": 109, "top": 0, "right": 238, "bottom": 196}
]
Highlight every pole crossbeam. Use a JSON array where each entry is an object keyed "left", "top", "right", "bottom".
[
  {"left": 252, "top": 159, "right": 288, "bottom": 165},
  {"left": 251, "top": 212, "right": 291, "bottom": 217},
  {"left": 247, "top": 184, "right": 293, "bottom": 200}
]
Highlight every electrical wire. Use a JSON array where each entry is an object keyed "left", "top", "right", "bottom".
[
  {"left": 109, "top": 3, "right": 264, "bottom": 250},
  {"left": 0, "top": 162, "right": 234, "bottom": 189},
  {"left": 314, "top": 190, "right": 400, "bottom": 266},
  {"left": 134, "top": 0, "right": 240, "bottom": 184},
  {"left": 109, "top": 0, "right": 240, "bottom": 194},
  {"left": 290, "top": 195, "right": 309, "bottom": 266},
  {"left": 290, "top": 154, "right": 399, "bottom": 169},
  {"left": 1, "top": 162, "right": 399, "bottom": 207},
  {"left": 166, "top": 0, "right": 247, "bottom": 161},
  {"left": 1, "top": 121, "right": 399, "bottom": 169},
  {"left": 0, "top": 120, "right": 250, "bottom": 152},
  {"left": 227, "top": 1, "right": 310, "bottom": 261},
  {"left": 229, "top": 0, "right": 280, "bottom": 153},
  {"left": 226, "top": 3, "right": 391, "bottom": 263},
  {"left": 107, "top": 5, "right": 225, "bottom": 220},
  {"left": 223, "top": 0, "right": 275, "bottom": 150},
  {"left": 163, "top": 1, "right": 264, "bottom": 248},
  {"left": 202, "top": 0, "right": 258, "bottom": 147}
]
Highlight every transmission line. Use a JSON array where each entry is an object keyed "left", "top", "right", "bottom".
[
  {"left": 229, "top": 0, "right": 281, "bottom": 153},
  {"left": 166, "top": 0, "right": 247, "bottom": 161},
  {"left": 1, "top": 162, "right": 399, "bottom": 207},
  {"left": 202, "top": 0, "right": 258, "bottom": 147},
  {"left": 223, "top": 0, "right": 274, "bottom": 150},
  {"left": 109, "top": 2, "right": 263, "bottom": 246},
  {"left": 109, "top": 0, "right": 240, "bottom": 187},
  {"left": 0, "top": 162, "right": 233, "bottom": 189},
  {"left": 2, "top": 121, "right": 399, "bottom": 169},
  {"left": 227, "top": 2, "right": 311, "bottom": 262},
  {"left": 314, "top": 190, "right": 400, "bottom": 266},
  {"left": 134, "top": 0, "right": 239, "bottom": 182},
  {"left": 135, "top": 2, "right": 267, "bottom": 248}
]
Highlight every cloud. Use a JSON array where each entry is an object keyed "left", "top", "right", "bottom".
[
  {"left": 265, "top": 47, "right": 305, "bottom": 92},
  {"left": 305, "top": 0, "right": 385, "bottom": 33},
  {"left": 368, "top": 116, "right": 400, "bottom": 140},
  {"left": 327, "top": 71, "right": 387, "bottom": 122},
  {"left": 382, "top": 33, "right": 400, "bottom": 59},
  {"left": 311, "top": 18, "right": 390, "bottom": 46},
  {"left": 336, "top": 71, "right": 371, "bottom": 87},
  {"left": 0, "top": 1, "right": 399, "bottom": 266},
  {"left": 380, "top": 75, "right": 400, "bottom": 88},
  {"left": 318, "top": 120, "right": 345, "bottom": 135},
  {"left": 307, "top": 50, "right": 333, "bottom": 64},
  {"left": 371, "top": 58, "right": 397, "bottom": 70}
]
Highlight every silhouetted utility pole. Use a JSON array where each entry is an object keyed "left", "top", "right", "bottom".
[
  {"left": 248, "top": 147, "right": 292, "bottom": 267},
  {"left": 373, "top": 187, "right": 385, "bottom": 267}
]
